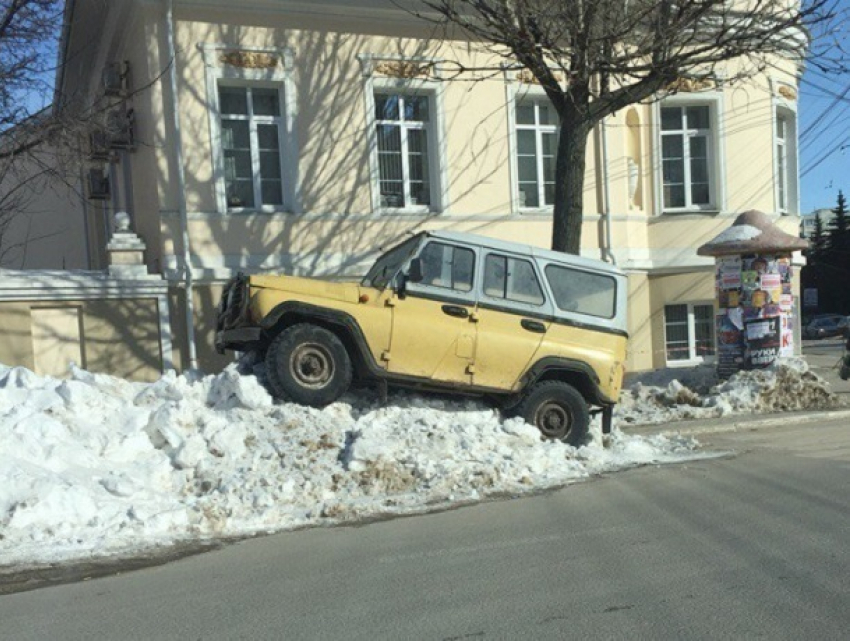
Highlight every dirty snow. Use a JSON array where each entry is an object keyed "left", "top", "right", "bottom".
[
  {"left": 618, "top": 357, "right": 838, "bottom": 425},
  {"left": 0, "top": 356, "right": 836, "bottom": 568}
]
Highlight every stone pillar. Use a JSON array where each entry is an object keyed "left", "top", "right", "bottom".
[{"left": 106, "top": 212, "right": 154, "bottom": 280}]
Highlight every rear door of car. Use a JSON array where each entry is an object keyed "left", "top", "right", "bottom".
[{"left": 470, "top": 250, "right": 553, "bottom": 390}]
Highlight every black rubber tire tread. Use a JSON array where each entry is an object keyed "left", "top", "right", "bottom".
[
  {"left": 514, "top": 380, "right": 590, "bottom": 447},
  {"left": 264, "top": 323, "right": 352, "bottom": 406}
]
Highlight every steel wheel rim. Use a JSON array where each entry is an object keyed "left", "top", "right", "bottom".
[
  {"left": 535, "top": 401, "right": 572, "bottom": 439},
  {"left": 289, "top": 343, "right": 334, "bottom": 389}
]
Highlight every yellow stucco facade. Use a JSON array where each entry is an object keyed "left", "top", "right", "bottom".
[{"left": 35, "top": 0, "right": 806, "bottom": 375}]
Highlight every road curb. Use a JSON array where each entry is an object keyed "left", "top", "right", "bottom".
[{"left": 622, "top": 408, "right": 850, "bottom": 438}]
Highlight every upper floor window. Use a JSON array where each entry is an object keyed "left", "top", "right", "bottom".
[
  {"left": 776, "top": 115, "right": 788, "bottom": 212},
  {"left": 515, "top": 98, "right": 558, "bottom": 209},
  {"left": 218, "top": 84, "right": 285, "bottom": 210},
  {"left": 661, "top": 104, "right": 714, "bottom": 211},
  {"left": 774, "top": 105, "right": 798, "bottom": 215},
  {"left": 375, "top": 92, "right": 433, "bottom": 211}
]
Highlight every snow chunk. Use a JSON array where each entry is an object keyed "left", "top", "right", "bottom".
[{"left": 710, "top": 224, "right": 762, "bottom": 244}]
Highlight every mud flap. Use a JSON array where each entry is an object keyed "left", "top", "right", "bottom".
[{"left": 602, "top": 405, "right": 613, "bottom": 435}]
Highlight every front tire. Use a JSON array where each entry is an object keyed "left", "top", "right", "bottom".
[
  {"left": 514, "top": 381, "right": 590, "bottom": 447},
  {"left": 265, "top": 323, "right": 352, "bottom": 406}
]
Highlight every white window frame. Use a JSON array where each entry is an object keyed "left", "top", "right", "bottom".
[
  {"left": 653, "top": 92, "right": 726, "bottom": 215},
  {"left": 358, "top": 54, "right": 448, "bottom": 215},
  {"left": 513, "top": 94, "right": 558, "bottom": 211},
  {"left": 373, "top": 92, "right": 434, "bottom": 212},
  {"left": 506, "top": 82, "right": 561, "bottom": 214},
  {"left": 773, "top": 96, "right": 799, "bottom": 215},
  {"left": 663, "top": 301, "right": 716, "bottom": 366},
  {"left": 201, "top": 44, "right": 298, "bottom": 214}
]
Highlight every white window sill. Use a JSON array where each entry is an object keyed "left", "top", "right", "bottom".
[
  {"left": 661, "top": 208, "right": 719, "bottom": 216},
  {"left": 519, "top": 207, "right": 554, "bottom": 215},
  {"left": 377, "top": 207, "right": 433, "bottom": 216},
  {"left": 226, "top": 206, "right": 291, "bottom": 215},
  {"left": 665, "top": 357, "right": 715, "bottom": 368}
]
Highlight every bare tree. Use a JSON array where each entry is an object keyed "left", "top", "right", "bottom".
[
  {"left": 0, "top": 0, "right": 76, "bottom": 263},
  {"left": 413, "top": 0, "right": 842, "bottom": 254}
]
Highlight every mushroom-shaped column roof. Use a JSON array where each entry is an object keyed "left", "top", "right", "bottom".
[{"left": 697, "top": 210, "right": 809, "bottom": 257}]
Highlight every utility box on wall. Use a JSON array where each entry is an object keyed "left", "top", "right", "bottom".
[{"left": 698, "top": 210, "right": 808, "bottom": 378}]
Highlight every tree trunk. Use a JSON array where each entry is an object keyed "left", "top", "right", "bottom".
[{"left": 551, "top": 111, "right": 592, "bottom": 255}]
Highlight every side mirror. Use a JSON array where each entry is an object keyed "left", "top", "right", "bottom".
[{"left": 408, "top": 258, "right": 423, "bottom": 283}]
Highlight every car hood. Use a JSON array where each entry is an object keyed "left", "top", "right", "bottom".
[{"left": 249, "top": 274, "right": 361, "bottom": 304}]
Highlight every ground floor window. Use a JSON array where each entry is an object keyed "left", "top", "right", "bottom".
[{"left": 664, "top": 303, "right": 715, "bottom": 363}]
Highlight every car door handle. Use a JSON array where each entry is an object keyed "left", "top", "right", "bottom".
[
  {"left": 442, "top": 304, "right": 469, "bottom": 318},
  {"left": 521, "top": 319, "right": 546, "bottom": 333}
]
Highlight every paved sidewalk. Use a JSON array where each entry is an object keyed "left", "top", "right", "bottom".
[{"left": 622, "top": 407, "right": 850, "bottom": 438}]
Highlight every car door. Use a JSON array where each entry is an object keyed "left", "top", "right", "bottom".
[
  {"left": 386, "top": 240, "right": 478, "bottom": 384},
  {"left": 471, "top": 251, "right": 553, "bottom": 390}
]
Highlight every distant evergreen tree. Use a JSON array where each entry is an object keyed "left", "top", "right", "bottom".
[
  {"left": 825, "top": 191, "right": 850, "bottom": 313},
  {"left": 810, "top": 212, "right": 826, "bottom": 265},
  {"left": 827, "top": 190, "right": 849, "bottom": 255}
]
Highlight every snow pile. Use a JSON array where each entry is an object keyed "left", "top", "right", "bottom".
[
  {"left": 1, "top": 364, "right": 704, "bottom": 568},
  {"left": 617, "top": 357, "right": 838, "bottom": 426}
]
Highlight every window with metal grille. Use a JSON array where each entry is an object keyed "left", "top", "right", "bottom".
[{"left": 218, "top": 84, "right": 284, "bottom": 210}]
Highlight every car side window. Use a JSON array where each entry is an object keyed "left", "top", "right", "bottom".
[
  {"left": 545, "top": 264, "right": 617, "bottom": 319},
  {"left": 483, "top": 253, "right": 545, "bottom": 305},
  {"left": 418, "top": 242, "right": 474, "bottom": 292}
]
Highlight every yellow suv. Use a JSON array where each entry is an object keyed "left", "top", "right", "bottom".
[{"left": 216, "top": 231, "right": 628, "bottom": 445}]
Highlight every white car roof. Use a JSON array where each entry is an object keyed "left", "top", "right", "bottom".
[{"left": 424, "top": 230, "right": 626, "bottom": 277}]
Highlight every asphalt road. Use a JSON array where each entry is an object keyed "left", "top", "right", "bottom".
[{"left": 2, "top": 417, "right": 850, "bottom": 640}]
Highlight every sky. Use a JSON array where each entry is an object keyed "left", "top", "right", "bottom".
[{"left": 798, "top": 0, "right": 850, "bottom": 213}]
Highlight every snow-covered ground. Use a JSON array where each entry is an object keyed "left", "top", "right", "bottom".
[{"left": 0, "top": 357, "right": 837, "bottom": 568}]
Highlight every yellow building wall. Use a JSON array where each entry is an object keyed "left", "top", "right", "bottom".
[{"left": 0, "top": 299, "right": 164, "bottom": 381}]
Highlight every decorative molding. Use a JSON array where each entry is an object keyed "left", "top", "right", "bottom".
[
  {"left": 515, "top": 69, "right": 564, "bottom": 84},
  {"left": 777, "top": 85, "right": 797, "bottom": 101},
  {"left": 666, "top": 77, "right": 715, "bottom": 93},
  {"left": 219, "top": 51, "right": 279, "bottom": 69},
  {"left": 374, "top": 60, "right": 432, "bottom": 79}
]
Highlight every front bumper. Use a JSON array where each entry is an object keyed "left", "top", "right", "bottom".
[
  {"left": 215, "top": 327, "right": 263, "bottom": 354},
  {"left": 215, "top": 274, "right": 261, "bottom": 354}
]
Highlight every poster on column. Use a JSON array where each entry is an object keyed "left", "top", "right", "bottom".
[
  {"left": 717, "top": 312, "right": 745, "bottom": 377},
  {"left": 745, "top": 316, "right": 781, "bottom": 369}
]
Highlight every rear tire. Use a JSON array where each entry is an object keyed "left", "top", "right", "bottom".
[
  {"left": 264, "top": 323, "right": 352, "bottom": 406},
  {"left": 514, "top": 381, "right": 590, "bottom": 447}
]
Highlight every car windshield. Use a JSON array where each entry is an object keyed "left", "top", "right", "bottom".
[{"left": 361, "top": 235, "right": 422, "bottom": 289}]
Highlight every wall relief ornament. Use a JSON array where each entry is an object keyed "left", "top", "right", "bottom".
[
  {"left": 777, "top": 85, "right": 797, "bottom": 101},
  {"left": 515, "top": 69, "right": 565, "bottom": 84},
  {"left": 666, "top": 77, "right": 715, "bottom": 93},
  {"left": 374, "top": 61, "right": 432, "bottom": 78},
  {"left": 219, "top": 51, "right": 279, "bottom": 69}
]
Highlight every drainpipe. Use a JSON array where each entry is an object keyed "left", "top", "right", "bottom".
[
  {"left": 165, "top": 0, "right": 199, "bottom": 371},
  {"left": 599, "top": 117, "right": 617, "bottom": 265}
]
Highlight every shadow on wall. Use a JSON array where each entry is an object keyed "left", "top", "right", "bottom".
[
  {"left": 0, "top": 273, "right": 166, "bottom": 382},
  {"left": 159, "top": 24, "right": 517, "bottom": 371}
]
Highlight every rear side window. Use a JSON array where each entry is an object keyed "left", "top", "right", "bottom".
[
  {"left": 545, "top": 264, "right": 617, "bottom": 319},
  {"left": 418, "top": 242, "right": 475, "bottom": 292},
  {"left": 483, "top": 254, "right": 545, "bottom": 305}
]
